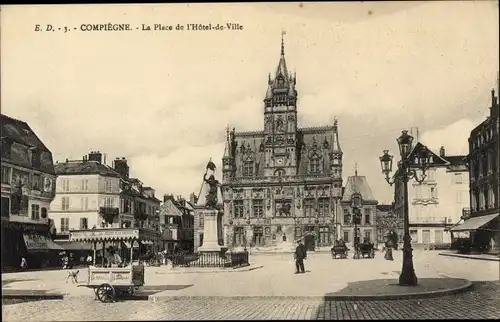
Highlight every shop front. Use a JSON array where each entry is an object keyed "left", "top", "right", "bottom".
[
  {"left": 2, "top": 221, "right": 63, "bottom": 269},
  {"left": 450, "top": 213, "right": 499, "bottom": 254}
]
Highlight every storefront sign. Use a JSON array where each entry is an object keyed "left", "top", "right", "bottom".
[
  {"left": 70, "top": 229, "right": 140, "bottom": 241},
  {"left": 23, "top": 232, "right": 62, "bottom": 250}
]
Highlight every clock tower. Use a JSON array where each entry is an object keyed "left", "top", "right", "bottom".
[{"left": 263, "top": 34, "right": 298, "bottom": 178}]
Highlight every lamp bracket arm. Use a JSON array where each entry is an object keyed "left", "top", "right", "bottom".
[
  {"left": 411, "top": 169, "right": 426, "bottom": 183},
  {"left": 384, "top": 175, "right": 397, "bottom": 186}
]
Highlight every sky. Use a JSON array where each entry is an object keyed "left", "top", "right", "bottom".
[{"left": 1, "top": 2, "right": 499, "bottom": 204}]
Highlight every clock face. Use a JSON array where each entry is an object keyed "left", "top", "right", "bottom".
[{"left": 276, "top": 158, "right": 284, "bottom": 165}]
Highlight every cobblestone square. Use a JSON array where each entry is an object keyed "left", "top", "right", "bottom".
[{"left": 2, "top": 251, "right": 499, "bottom": 320}]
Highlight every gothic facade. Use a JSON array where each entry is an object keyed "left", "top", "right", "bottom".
[{"left": 221, "top": 40, "right": 343, "bottom": 251}]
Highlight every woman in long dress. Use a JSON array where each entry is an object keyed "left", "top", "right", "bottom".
[{"left": 384, "top": 232, "right": 395, "bottom": 261}]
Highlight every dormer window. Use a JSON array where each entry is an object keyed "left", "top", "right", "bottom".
[
  {"left": 1, "top": 137, "right": 12, "bottom": 159},
  {"left": 309, "top": 157, "right": 321, "bottom": 174},
  {"left": 243, "top": 160, "right": 254, "bottom": 177},
  {"left": 30, "top": 147, "right": 41, "bottom": 168}
]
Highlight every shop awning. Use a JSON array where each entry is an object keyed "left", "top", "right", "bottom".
[
  {"left": 23, "top": 232, "right": 64, "bottom": 251},
  {"left": 122, "top": 241, "right": 139, "bottom": 248},
  {"left": 54, "top": 240, "right": 94, "bottom": 251},
  {"left": 450, "top": 213, "right": 499, "bottom": 232}
]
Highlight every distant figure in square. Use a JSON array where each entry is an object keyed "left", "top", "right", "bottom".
[
  {"left": 294, "top": 240, "right": 307, "bottom": 274},
  {"left": 86, "top": 254, "right": 93, "bottom": 266},
  {"left": 20, "top": 257, "right": 28, "bottom": 270},
  {"left": 106, "top": 247, "right": 122, "bottom": 268},
  {"left": 384, "top": 231, "right": 397, "bottom": 261}
]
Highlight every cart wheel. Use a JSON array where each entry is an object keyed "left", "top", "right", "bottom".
[{"left": 96, "top": 283, "right": 115, "bottom": 303}]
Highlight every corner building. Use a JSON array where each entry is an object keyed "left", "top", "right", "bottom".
[{"left": 221, "top": 40, "right": 343, "bottom": 251}]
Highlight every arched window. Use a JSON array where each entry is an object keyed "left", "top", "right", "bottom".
[{"left": 41, "top": 207, "right": 48, "bottom": 219}]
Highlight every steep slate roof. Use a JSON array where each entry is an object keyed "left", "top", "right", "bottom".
[
  {"left": 1, "top": 114, "right": 55, "bottom": 175},
  {"left": 341, "top": 175, "right": 377, "bottom": 202},
  {"left": 376, "top": 204, "right": 393, "bottom": 212},
  {"left": 55, "top": 161, "right": 121, "bottom": 177},
  {"left": 444, "top": 155, "right": 467, "bottom": 167},
  {"left": 159, "top": 198, "right": 183, "bottom": 217},
  {"left": 1, "top": 114, "right": 50, "bottom": 151},
  {"left": 232, "top": 126, "right": 339, "bottom": 178},
  {"left": 407, "top": 142, "right": 449, "bottom": 167}
]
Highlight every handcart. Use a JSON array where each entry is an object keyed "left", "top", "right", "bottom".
[{"left": 69, "top": 228, "right": 160, "bottom": 303}]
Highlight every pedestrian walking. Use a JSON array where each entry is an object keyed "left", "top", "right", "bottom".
[
  {"left": 294, "top": 239, "right": 307, "bottom": 274},
  {"left": 384, "top": 231, "right": 396, "bottom": 261}
]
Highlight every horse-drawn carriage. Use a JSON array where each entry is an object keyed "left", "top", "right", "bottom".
[
  {"left": 331, "top": 242, "right": 349, "bottom": 259},
  {"left": 357, "top": 241, "right": 376, "bottom": 259},
  {"left": 70, "top": 228, "right": 160, "bottom": 303}
]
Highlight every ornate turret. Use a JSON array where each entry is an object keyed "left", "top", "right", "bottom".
[
  {"left": 330, "top": 117, "right": 343, "bottom": 197},
  {"left": 222, "top": 126, "right": 235, "bottom": 183},
  {"left": 264, "top": 32, "right": 298, "bottom": 108}
]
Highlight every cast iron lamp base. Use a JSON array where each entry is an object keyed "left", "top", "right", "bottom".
[{"left": 398, "top": 236, "right": 418, "bottom": 286}]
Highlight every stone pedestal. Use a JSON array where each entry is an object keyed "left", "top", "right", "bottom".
[{"left": 197, "top": 209, "right": 222, "bottom": 252}]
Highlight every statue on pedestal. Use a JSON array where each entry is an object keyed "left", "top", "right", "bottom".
[{"left": 202, "top": 160, "right": 221, "bottom": 210}]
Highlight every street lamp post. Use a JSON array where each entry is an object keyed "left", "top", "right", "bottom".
[
  {"left": 351, "top": 192, "right": 363, "bottom": 260},
  {"left": 379, "top": 130, "right": 433, "bottom": 286}
]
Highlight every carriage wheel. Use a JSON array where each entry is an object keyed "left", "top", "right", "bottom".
[{"left": 96, "top": 283, "right": 115, "bottom": 303}]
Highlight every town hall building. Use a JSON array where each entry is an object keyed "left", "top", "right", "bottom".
[{"left": 220, "top": 39, "right": 344, "bottom": 251}]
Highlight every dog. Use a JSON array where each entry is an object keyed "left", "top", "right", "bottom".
[{"left": 66, "top": 270, "right": 80, "bottom": 284}]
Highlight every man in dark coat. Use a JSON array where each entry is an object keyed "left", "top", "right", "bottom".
[{"left": 294, "top": 240, "right": 307, "bottom": 274}]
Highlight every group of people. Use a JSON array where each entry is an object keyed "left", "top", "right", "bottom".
[{"left": 293, "top": 231, "right": 399, "bottom": 274}]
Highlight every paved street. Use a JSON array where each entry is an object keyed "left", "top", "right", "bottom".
[
  {"left": 3, "top": 250, "right": 498, "bottom": 298},
  {"left": 2, "top": 250, "right": 500, "bottom": 320},
  {"left": 3, "top": 281, "right": 500, "bottom": 320}
]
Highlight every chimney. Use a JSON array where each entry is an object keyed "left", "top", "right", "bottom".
[
  {"left": 439, "top": 146, "right": 445, "bottom": 158},
  {"left": 113, "top": 157, "right": 129, "bottom": 178},
  {"left": 88, "top": 151, "right": 103, "bottom": 164},
  {"left": 492, "top": 88, "right": 499, "bottom": 118},
  {"left": 189, "top": 192, "right": 198, "bottom": 205}
]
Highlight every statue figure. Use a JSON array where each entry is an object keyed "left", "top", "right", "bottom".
[{"left": 202, "top": 160, "right": 220, "bottom": 209}]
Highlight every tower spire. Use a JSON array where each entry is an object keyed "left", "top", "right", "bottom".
[
  {"left": 354, "top": 163, "right": 358, "bottom": 176},
  {"left": 281, "top": 29, "right": 286, "bottom": 55},
  {"left": 332, "top": 117, "right": 342, "bottom": 152},
  {"left": 223, "top": 125, "right": 231, "bottom": 158}
]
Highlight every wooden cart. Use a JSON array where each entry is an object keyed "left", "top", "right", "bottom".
[{"left": 69, "top": 228, "right": 159, "bottom": 303}]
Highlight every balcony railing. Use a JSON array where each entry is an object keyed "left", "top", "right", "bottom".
[
  {"left": 99, "top": 207, "right": 119, "bottom": 216},
  {"left": 409, "top": 216, "right": 448, "bottom": 224}
]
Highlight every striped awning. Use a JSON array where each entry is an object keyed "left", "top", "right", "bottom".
[{"left": 69, "top": 228, "right": 160, "bottom": 243}]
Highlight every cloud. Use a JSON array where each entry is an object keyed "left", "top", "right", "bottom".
[
  {"left": 1, "top": 2, "right": 498, "bottom": 202},
  {"left": 128, "top": 142, "right": 225, "bottom": 196},
  {"left": 420, "top": 118, "right": 478, "bottom": 155}
]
